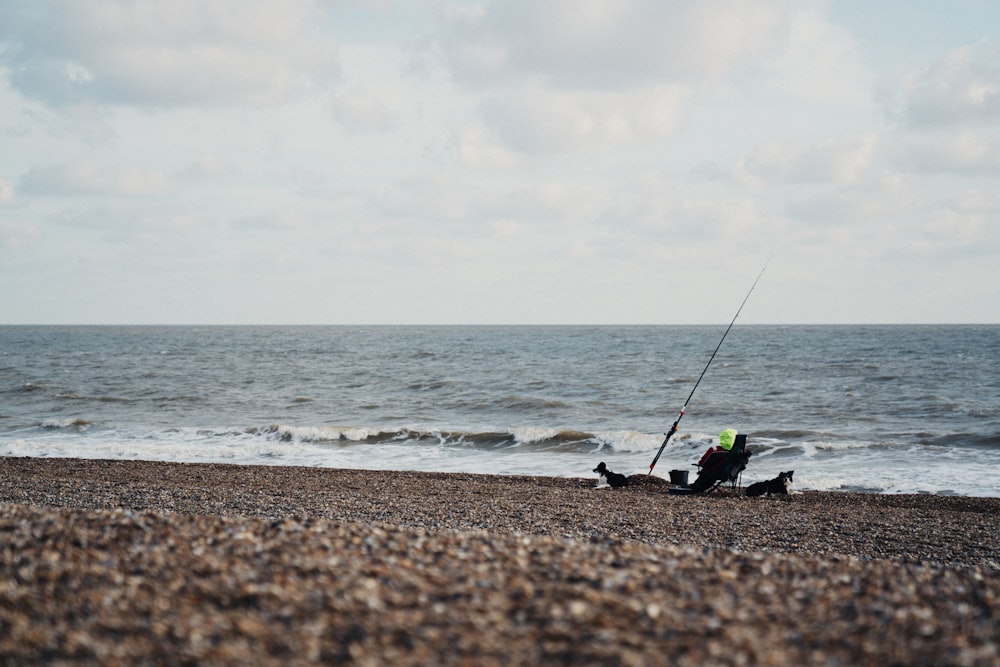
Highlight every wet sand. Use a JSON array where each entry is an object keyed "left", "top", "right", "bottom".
[{"left": 2, "top": 457, "right": 998, "bottom": 665}]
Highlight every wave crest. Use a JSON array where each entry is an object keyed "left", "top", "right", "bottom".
[
  {"left": 40, "top": 418, "right": 94, "bottom": 430},
  {"left": 247, "top": 424, "right": 665, "bottom": 454}
]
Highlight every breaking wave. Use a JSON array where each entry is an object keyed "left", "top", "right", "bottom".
[
  {"left": 248, "top": 424, "right": 666, "bottom": 454},
  {"left": 40, "top": 418, "right": 94, "bottom": 430}
]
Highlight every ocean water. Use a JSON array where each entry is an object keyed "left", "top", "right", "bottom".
[{"left": 1, "top": 325, "right": 998, "bottom": 497}]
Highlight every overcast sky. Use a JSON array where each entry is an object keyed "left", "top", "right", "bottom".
[{"left": 1, "top": 1, "right": 998, "bottom": 325}]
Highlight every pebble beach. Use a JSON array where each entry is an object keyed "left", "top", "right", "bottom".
[{"left": 2, "top": 457, "right": 998, "bottom": 665}]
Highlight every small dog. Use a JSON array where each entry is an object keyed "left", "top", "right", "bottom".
[
  {"left": 746, "top": 470, "right": 794, "bottom": 497},
  {"left": 593, "top": 462, "right": 629, "bottom": 489}
]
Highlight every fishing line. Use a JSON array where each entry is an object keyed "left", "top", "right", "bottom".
[{"left": 648, "top": 257, "right": 771, "bottom": 475}]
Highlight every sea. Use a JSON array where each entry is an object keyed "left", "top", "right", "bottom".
[{"left": 1, "top": 325, "right": 998, "bottom": 497}]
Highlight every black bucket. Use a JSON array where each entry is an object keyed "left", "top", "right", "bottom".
[{"left": 669, "top": 469, "right": 689, "bottom": 486}]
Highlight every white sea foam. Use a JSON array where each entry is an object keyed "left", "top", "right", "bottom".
[
  {"left": 39, "top": 418, "right": 93, "bottom": 430},
  {"left": 508, "top": 426, "right": 566, "bottom": 444},
  {"left": 595, "top": 430, "right": 664, "bottom": 453}
]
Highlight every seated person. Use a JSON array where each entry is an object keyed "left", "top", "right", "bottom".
[
  {"left": 683, "top": 427, "right": 741, "bottom": 492},
  {"left": 698, "top": 428, "right": 738, "bottom": 468}
]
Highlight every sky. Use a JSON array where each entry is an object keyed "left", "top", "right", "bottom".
[{"left": 1, "top": 0, "right": 998, "bottom": 325}]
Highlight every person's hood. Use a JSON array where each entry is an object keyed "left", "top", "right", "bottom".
[{"left": 719, "top": 428, "right": 738, "bottom": 450}]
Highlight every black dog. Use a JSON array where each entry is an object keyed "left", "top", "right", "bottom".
[
  {"left": 593, "top": 462, "right": 629, "bottom": 488},
  {"left": 746, "top": 470, "right": 794, "bottom": 497}
]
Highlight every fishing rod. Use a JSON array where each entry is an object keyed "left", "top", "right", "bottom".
[{"left": 648, "top": 258, "right": 770, "bottom": 475}]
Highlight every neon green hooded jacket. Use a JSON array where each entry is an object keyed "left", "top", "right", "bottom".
[{"left": 719, "top": 428, "right": 738, "bottom": 451}]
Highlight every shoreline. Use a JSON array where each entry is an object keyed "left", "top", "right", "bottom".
[
  {"left": 2, "top": 457, "right": 999, "bottom": 665},
  {"left": 2, "top": 456, "right": 998, "bottom": 566}
]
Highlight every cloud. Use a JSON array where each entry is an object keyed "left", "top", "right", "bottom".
[
  {"left": 0, "top": 220, "right": 39, "bottom": 249},
  {"left": 437, "top": 0, "right": 791, "bottom": 89},
  {"left": 900, "top": 41, "right": 1000, "bottom": 127},
  {"left": 331, "top": 85, "right": 396, "bottom": 132},
  {"left": 0, "top": 0, "right": 340, "bottom": 108},
  {"left": 740, "top": 135, "right": 878, "bottom": 185},
  {"left": 694, "top": 135, "right": 878, "bottom": 186},
  {"left": 478, "top": 85, "right": 682, "bottom": 153},
  {"left": 782, "top": 172, "right": 921, "bottom": 228},
  {"left": 175, "top": 155, "right": 236, "bottom": 180},
  {"left": 895, "top": 131, "right": 1000, "bottom": 175},
  {"left": 454, "top": 125, "right": 520, "bottom": 168},
  {"left": 426, "top": 2, "right": 870, "bottom": 156},
  {"left": 230, "top": 211, "right": 305, "bottom": 232},
  {"left": 20, "top": 161, "right": 174, "bottom": 197},
  {"left": 47, "top": 201, "right": 204, "bottom": 238},
  {"left": 765, "top": 8, "right": 874, "bottom": 107},
  {"left": 921, "top": 188, "right": 1000, "bottom": 251},
  {"left": 0, "top": 177, "right": 14, "bottom": 204},
  {"left": 630, "top": 192, "right": 776, "bottom": 249}
]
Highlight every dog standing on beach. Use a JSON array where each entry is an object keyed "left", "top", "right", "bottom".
[
  {"left": 593, "top": 462, "right": 629, "bottom": 489},
  {"left": 746, "top": 471, "right": 794, "bottom": 497}
]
